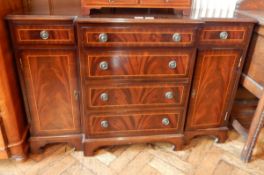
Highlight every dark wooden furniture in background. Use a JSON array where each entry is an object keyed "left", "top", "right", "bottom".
[
  {"left": 81, "top": 0, "right": 192, "bottom": 15},
  {"left": 230, "top": 0, "right": 264, "bottom": 162},
  {"left": 6, "top": 0, "right": 255, "bottom": 156},
  {"left": 231, "top": 87, "right": 258, "bottom": 129},
  {"left": 0, "top": 0, "right": 29, "bottom": 160}
]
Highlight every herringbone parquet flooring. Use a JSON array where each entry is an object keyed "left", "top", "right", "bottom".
[{"left": 1, "top": 130, "right": 264, "bottom": 175}]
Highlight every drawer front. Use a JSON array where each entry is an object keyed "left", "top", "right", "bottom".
[
  {"left": 85, "top": 49, "right": 194, "bottom": 78},
  {"left": 87, "top": 111, "right": 183, "bottom": 136},
  {"left": 140, "top": 0, "right": 191, "bottom": 6},
  {"left": 200, "top": 25, "right": 249, "bottom": 46},
  {"left": 13, "top": 25, "right": 75, "bottom": 45},
  {"left": 87, "top": 84, "right": 186, "bottom": 108},
  {"left": 81, "top": 25, "right": 196, "bottom": 47},
  {"left": 85, "top": 0, "right": 138, "bottom": 5}
]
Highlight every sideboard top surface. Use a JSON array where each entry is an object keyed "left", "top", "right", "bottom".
[{"left": 5, "top": 0, "right": 256, "bottom": 24}]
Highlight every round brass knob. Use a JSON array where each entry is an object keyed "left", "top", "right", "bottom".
[
  {"left": 172, "top": 33, "right": 181, "bottom": 42},
  {"left": 219, "top": 31, "right": 228, "bottom": 40},
  {"left": 99, "top": 33, "right": 108, "bottom": 42},
  {"left": 100, "top": 93, "right": 109, "bottom": 102},
  {"left": 168, "top": 60, "right": 177, "bottom": 69},
  {"left": 99, "top": 61, "right": 109, "bottom": 70},
  {"left": 165, "top": 91, "right": 174, "bottom": 99},
  {"left": 162, "top": 118, "right": 170, "bottom": 126},
  {"left": 40, "top": 30, "right": 49, "bottom": 40},
  {"left": 101, "top": 120, "right": 109, "bottom": 128}
]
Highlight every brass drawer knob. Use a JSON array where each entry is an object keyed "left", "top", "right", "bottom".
[
  {"left": 168, "top": 60, "right": 177, "bottom": 69},
  {"left": 40, "top": 30, "right": 49, "bottom": 40},
  {"left": 172, "top": 33, "right": 181, "bottom": 42},
  {"left": 101, "top": 120, "right": 109, "bottom": 128},
  {"left": 219, "top": 31, "right": 229, "bottom": 40},
  {"left": 165, "top": 91, "right": 174, "bottom": 99},
  {"left": 100, "top": 93, "right": 109, "bottom": 102},
  {"left": 99, "top": 61, "right": 109, "bottom": 70},
  {"left": 99, "top": 33, "right": 108, "bottom": 42},
  {"left": 162, "top": 118, "right": 170, "bottom": 126}
]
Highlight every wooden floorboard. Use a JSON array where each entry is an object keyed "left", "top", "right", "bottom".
[{"left": 0, "top": 130, "right": 264, "bottom": 175}]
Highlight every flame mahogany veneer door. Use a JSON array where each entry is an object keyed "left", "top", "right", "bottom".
[
  {"left": 186, "top": 50, "right": 242, "bottom": 130},
  {"left": 19, "top": 50, "right": 81, "bottom": 136}
]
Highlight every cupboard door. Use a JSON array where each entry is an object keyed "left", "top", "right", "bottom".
[
  {"left": 20, "top": 50, "right": 81, "bottom": 136},
  {"left": 186, "top": 50, "right": 242, "bottom": 130}
]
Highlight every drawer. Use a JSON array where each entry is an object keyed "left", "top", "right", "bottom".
[
  {"left": 87, "top": 84, "right": 187, "bottom": 108},
  {"left": 85, "top": 0, "right": 138, "bottom": 5},
  {"left": 13, "top": 25, "right": 75, "bottom": 45},
  {"left": 87, "top": 111, "right": 183, "bottom": 137},
  {"left": 140, "top": 0, "right": 191, "bottom": 6},
  {"left": 84, "top": 49, "right": 194, "bottom": 78},
  {"left": 81, "top": 25, "right": 196, "bottom": 47},
  {"left": 200, "top": 25, "right": 249, "bottom": 46}
]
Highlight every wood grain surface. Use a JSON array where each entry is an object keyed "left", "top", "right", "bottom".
[{"left": 19, "top": 50, "right": 81, "bottom": 136}]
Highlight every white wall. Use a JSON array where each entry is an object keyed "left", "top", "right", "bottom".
[{"left": 191, "top": 0, "right": 241, "bottom": 18}]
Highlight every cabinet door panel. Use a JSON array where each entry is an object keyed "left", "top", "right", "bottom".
[
  {"left": 186, "top": 50, "right": 241, "bottom": 130},
  {"left": 20, "top": 50, "right": 80, "bottom": 136}
]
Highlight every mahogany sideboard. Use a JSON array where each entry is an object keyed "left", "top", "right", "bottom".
[{"left": 6, "top": 2, "right": 256, "bottom": 156}]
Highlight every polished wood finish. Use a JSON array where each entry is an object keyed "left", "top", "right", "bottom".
[
  {"left": 86, "top": 49, "right": 193, "bottom": 78},
  {"left": 82, "top": 48, "right": 196, "bottom": 80},
  {"left": 29, "top": 134, "right": 83, "bottom": 154},
  {"left": 19, "top": 50, "right": 81, "bottom": 136},
  {"left": 8, "top": 17, "right": 82, "bottom": 154},
  {"left": 13, "top": 24, "right": 75, "bottom": 45},
  {"left": 84, "top": 134, "right": 184, "bottom": 156},
  {"left": 200, "top": 25, "right": 250, "bottom": 47},
  {"left": 186, "top": 50, "right": 242, "bottom": 130},
  {"left": 80, "top": 24, "right": 196, "bottom": 47},
  {"left": 7, "top": 1, "right": 256, "bottom": 156},
  {"left": 0, "top": 0, "right": 29, "bottom": 160},
  {"left": 88, "top": 84, "right": 186, "bottom": 107},
  {"left": 81, "top": 0, "right": 192, "bottom": 15},
  {"left": 87, "top": 111, "right": 183, "bottom": 137}
]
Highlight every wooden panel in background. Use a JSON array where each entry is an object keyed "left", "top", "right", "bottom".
[
  {"left": 0, "top": 0, "right": 28, "bottom": 160},
  {"left": 238, "top": 0, "right": 264, "bottom": 10},
  {"left": 231, "top": 86, "right": 258, "bottom": 129},
  {"left": 0, "top": 117, "right": 9, "bottom": 159},
  {"left": 243, "top": 27, "right": 264, "bottom": 87}
]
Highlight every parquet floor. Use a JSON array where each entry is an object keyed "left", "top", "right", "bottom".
[{"left": 1, "top": 130, "right": 264, "bottom": 175}]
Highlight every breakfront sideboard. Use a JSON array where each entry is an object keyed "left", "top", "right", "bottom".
[{"left": 6, "top": 1, "right": 256, "bottom": 156}]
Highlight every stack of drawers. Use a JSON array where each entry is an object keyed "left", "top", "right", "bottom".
[
  {"left": 6, "top": 8, "right": 256, "bottom": 156},
  {"left": 78, "top": 23, "right": 198, "bottom": 155}
]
